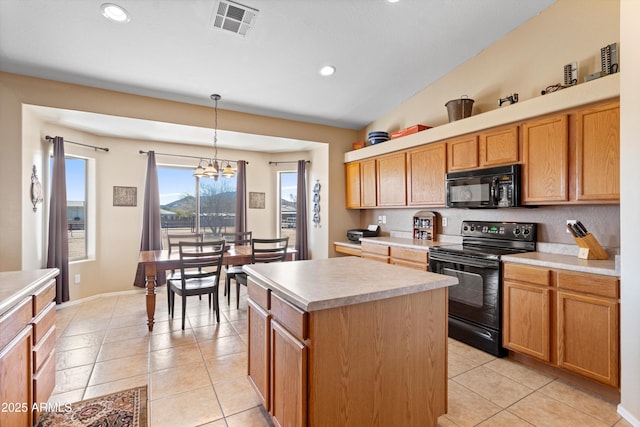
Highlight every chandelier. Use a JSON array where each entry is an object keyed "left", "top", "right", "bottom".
[{"left": 193, "top": 94, "right": 236, "bottom": 180}]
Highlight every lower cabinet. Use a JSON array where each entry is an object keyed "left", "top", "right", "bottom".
[
  {"left": 0, "top": 324, "right": 33, "bottom": 427},
  {"left": 247, "top": 277, "right": 448, "bottom": 426},
  {"left": 390, "top": 246, "right": 429, "bottom": 270},
  {"left": 360, "top": 242, "right": 390, "bottom": 263},
  {"left": 503, "top": 263, "right": 619, "bottom": 388}
]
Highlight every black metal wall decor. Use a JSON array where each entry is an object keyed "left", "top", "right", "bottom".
[
  {"left": 30, "top": 165, "right": 43, "bottom": 212},
  {"left": 313, "top": 180, "right": 321, "bottom": 227}
]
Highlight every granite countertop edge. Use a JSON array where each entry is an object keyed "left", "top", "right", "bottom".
[
  {"left": 244, "top": 258, "right": 457, "bottom": 312},
  {"left": 0, "top": 268, "right": 60, "bottom": 316},
  {"left": 501, "top": 253, "right": 619, "bottom": 276}
]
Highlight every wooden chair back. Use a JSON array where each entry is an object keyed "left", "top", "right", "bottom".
[
  {"left": 221, "top": 231, "right": 252, "bottom": 246},
  {"left": 167, "top": 232, "right": 203, "bottom": 254},
  {"left": 178, "top": 240, "right": 225, "bottom": 284},
  {"left": 251, "top": 237, "right": 289, "bottom": 264}
]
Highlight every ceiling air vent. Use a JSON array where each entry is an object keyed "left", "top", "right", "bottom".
[{"left": 212, "top": 0, "right": 258, "bottom": 37}]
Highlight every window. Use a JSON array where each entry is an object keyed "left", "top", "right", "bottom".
[
  {"left": 157, "top": 166, "right": 237, "bottom": 246},
  {"left": 51, "top": 157, "right": 88, "bottom": 260},
  {"left": 278, "top": 171, "right": 297, "bottom": 247}
]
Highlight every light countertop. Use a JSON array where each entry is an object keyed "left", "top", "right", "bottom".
[
  {"left": 502, "top": 252, "right": 619, "bottom": 277},
  {"left": 0, "top": 269, "right": 60, "bottom": 316},
  {"left": 336, "top": 236, "right": 455, "bottom": 251},
  {"left": 243, "top": 256, "right": 458, "bottom": 312}
]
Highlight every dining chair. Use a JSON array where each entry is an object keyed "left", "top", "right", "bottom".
[
  {"left": 167, "top": 240, "right": 225, "bottom": 329},
  {"left": 166, "top": 232, "right": 204, "bottom": 311},
  {"left": 234, "top": 237, "right": 289, "bottom": 309},
  {"left": 221, "top": 231, "right": 252, "bottom": 305}
]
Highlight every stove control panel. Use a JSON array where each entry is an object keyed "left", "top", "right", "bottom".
[{"left": 461, "top": 221, "right": 537, "bottom": 242}]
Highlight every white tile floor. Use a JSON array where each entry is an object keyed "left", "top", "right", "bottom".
[{"left": 50, "top": 285, "right": 631, "bottom": 427}]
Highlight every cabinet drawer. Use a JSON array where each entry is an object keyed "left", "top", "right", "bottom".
[
  {"left": 557, "top": 270, "right": 619, "bottom": 299},
  {"left": 504, "top": 263, "right": 552, "bottom": 286},
  {"left": 0, "top": 297, "right": 31, "bottom": 349},
  {"left": 32, "top": 302, "right": 55, "bottom": 345},
  {"left": 390, "top": 247, "right": 428, "bottom": 264},
  {"left": 391, "top": 259, "right": 428, "bottom": 271},
  {"left": 33, "top": 326, "right": 56, "bottom": 373},
  {"left": 33, "top": 280, "right": 55, "bottom": 316},
  {"left": 270, "top": 294, "right": 307, "bottom": 341},
  {"left": 361, "top": 242, "right": 389, "bottom": 256},
  {"left": 33, "top": 351, "right": 56, "bottom": 411},
  {"left": 247, "top": 278, "right": 270, "bottom": 311}
]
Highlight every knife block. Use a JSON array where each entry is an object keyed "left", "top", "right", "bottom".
[{"left": 574, "top": 233, "right": 608, "bottom": 260}]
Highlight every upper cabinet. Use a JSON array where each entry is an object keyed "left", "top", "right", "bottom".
[
  {"left": 447, "top": 134, "right": 478, "bottom": 171},
  {"left": 522, "top": 114, "right": 570, "bottom": 203},
  {"left": 575, "top": 101, "right": 620, "bottom": 202},
  {"left": 478, "top": 125, "right": 520, "bottom": 168},
  {"left": 345, "top": 162, "right": 361, "bottom": 209},
  {"left": 377, "top": 152, "right": 407, "bottom": 206},
  {"left": 407, "top": 142, "right": 446, "bottom": 206},
  {"left": 344, "top": 98, "right": 619, "bottom": 209}
]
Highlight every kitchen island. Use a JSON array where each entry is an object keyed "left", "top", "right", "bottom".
[{"left": 243, "top": 256, "right": 458, "bottom": 427}]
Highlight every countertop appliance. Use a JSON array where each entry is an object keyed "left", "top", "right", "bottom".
[
  {"left": 347, "top": 225, "right": 380, "bottom": 243},
  {"left": 445, "top": 164, "right": 521, "bottom": 208},
  {"left": 428, "top": 220, "right": 537, "bottom": 356}
]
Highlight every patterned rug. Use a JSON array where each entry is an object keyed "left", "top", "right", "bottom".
[{"left": 36, "top": 386, "right": 148, "bottom": 427}]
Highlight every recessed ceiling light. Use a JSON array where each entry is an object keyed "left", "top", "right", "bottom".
[
  {"left": 101, "top": 3, "right": 130, "bottom": 23},
  {"left": 319, "top": 65, "right": 336, "bottom": 76},
  {"left": 388, "top": 0, "right": 400, "bottom": 3}
]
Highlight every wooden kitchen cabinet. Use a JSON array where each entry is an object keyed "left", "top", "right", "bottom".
[
  {"left": 376, "top": 152, "right": 406, "bottom": 206},
  {"left": 0, "top": 300, "right": 33, "bottom": 427},
  {"left": 503, "top": 262, "right": 620, "bottom": 388},
  {"left": 360, "top": 242, "right": 390, "bottom": 263},
  {"left": 522, "top": 114, "right": 569, "bottom": 203},
  {"left": 479, "top": 125, "right": 519, "bottom": 167},
  {"left": 556, "top": 270, "right": 619, "bottom": 387},
  {"left": 575, "top": 101, "right": 620, "bottom": 202},
  {"left": 360, "top": 159, "right": 377, "bottom": 207},
  {"left": 248, "top": 298, "right": 271, "bottom": 409},
  {"left": 344, "top": 162, "right": 361, "bottom": 208},
  {"left": 447, "top": 134, "right": 478, "bottom": 171},
  {"left": 407, "top": 142, "right": 446, "bottom": 206},
  {"left": 503, "top": 272, "right": 552, "bottom": 362},
  {"left": 390, "top": 246, "right": 429, "bottom": 271}
]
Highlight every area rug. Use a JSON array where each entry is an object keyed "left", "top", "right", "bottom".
[{"left": 35, "top": 386, "right": 148, "bottom": 427}]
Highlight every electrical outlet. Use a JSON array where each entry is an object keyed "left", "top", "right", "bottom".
[
  {"left": 442, "top": 217, "right": 448, "bottom": 227},
  {"left": 377, "top": 215, "right": 382, "bottom": 224},
  {"left": 74, "top": 274, "right": 81, "bottom": 284},
  {"left": 566, "top": 219, "right": 577, "bottom": 233}
]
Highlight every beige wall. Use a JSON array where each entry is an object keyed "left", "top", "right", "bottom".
[
  {"left": 363, "top": 0, "right": 620, "bottom": 138},
  {"left": 619, "top": 0, "right": 640, "bottom": 423},
  {"left": 0, "top": 73, "right": 359, "bottom": 285}
]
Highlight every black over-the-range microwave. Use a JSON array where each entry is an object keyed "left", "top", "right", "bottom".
[{"left": 445, "top": 164, "right": 521, "bottom": 208}]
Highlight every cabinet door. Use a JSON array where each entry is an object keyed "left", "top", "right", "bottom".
[
  {"left": 447, "top": 134, "right": 478, "bottom": 171},
  {"left": 360, "top": 159, "right": 377, "bottom": 207},
  {"left": 344, "top": 162, "right": 361, "bottom": 208},
  {"left": 407, "top": 142, "right": 446, "bottom": 206},
  {"left": 503, "top": 281, "right": 551, "bottom": 361},
  {"left": 479, "top": 125, "right": 519, "bottom": 167},
  {"left": 376, "top": 152, "right": 406, "bottom": 206},
  {"left": 0, "top": 327, "right": 33, "bottom": 427},
  {"left": 248, "top": 299, "right": 271, "bottom": 410},
  {"left": 271, "top": 320, "right": 307, "bottom": 427},
  {"left": 522, "top": 114, "right": 569, "bottom": 203},
  {"left": 575, "top": 102, "right": 620, "bottom": 201},
  {"left": 556, "top": 291, "right": 619, "bottom": 387}
]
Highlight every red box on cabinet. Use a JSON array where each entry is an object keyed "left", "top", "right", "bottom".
[
  {"left": 391, "top": 124, "right": 431, "bottom": 139},
  {"left": 352, "top": 141, "right": 365, "bottom": 150}
]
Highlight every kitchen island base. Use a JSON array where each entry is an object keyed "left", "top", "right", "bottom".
[{"left": 245, "top": 257, "right": 452, "bottom": 427}]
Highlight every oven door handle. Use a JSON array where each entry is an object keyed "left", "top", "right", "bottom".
[{"left": 430, "top": 253, "right": 500, "bottom": 269}]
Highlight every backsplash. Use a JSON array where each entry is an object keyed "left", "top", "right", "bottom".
[{"left": 360, "top": 205, "right": 620, "bottom": 249}]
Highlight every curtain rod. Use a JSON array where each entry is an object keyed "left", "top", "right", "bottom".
[
  {"left": 138, "top": 150, "right": 247, "bottom": 164},
  {"left": 45, "top": 135, "right": 110, "bottom": 152},
  {"left": 269, "top": 160, "right": 311, "bottom": 165}
]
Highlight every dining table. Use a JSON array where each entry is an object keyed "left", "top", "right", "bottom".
[{"left": 137, "top": 245, "right": 296, "bottom": 331}]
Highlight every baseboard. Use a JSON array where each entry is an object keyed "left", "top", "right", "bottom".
[
  {"left": 55, "top": 289, "right": 145, "bottom": 309},
  {"left": 618, "top": 405, "right": 640, "bottom": 427}
]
